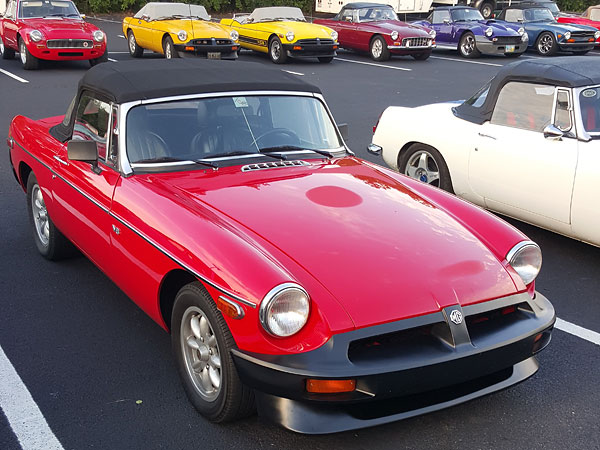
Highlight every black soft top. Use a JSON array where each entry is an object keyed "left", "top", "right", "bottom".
[
  {"left": 79, "top": 59, "right": 321, "bottom": 103},
  {"left": 454, "top": 57, "right": 600, "bottom": 124},
  {"left": 341, "top": 2, "right": 392, "bottom": 9},
  {"left": 499, "top": 2, "right": 555, "bottom": 9}
]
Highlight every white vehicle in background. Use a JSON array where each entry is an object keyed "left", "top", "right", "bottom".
[
  {"left": 369, "top": 57, "right": 600, "bottom": 247},
  {"left": 315, "top": 0, "right": 498, "bottom": 19}
]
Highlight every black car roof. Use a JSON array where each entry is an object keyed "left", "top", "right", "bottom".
[
  {"left": 79, "top": 59, "right": 321, "bottom": 104},
  {"left": 454, "top": 57, "right": 600, "bottom": 124},
  {"left": 341, "top": 3, "right": 393, "bottom": 9}
]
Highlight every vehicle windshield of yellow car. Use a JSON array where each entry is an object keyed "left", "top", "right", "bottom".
[
  {"left": 246, "top": 6, "right": 306, "bottom": 24},
  {"left": 133, "top": 2, "right": 210, "bottom": 21},
  {"left": 18, "top": 0, "right": 81, "bottom": 19}
]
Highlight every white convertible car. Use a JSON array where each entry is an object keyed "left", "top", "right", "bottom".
[{"left": 370, "top": 57, "right": 600, "bottom": 246}]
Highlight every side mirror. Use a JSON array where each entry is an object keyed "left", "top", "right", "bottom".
[
  {"left": 80, "top": 13, "right": 86, "bottom": 19},
  {"left": 543, "top": 124, "right": 563, "bottom": 141},
  {"left": 68, "top": 140, "right": 101, "bottom": 172},
  {"left": 443, "top": 18, "right": 450, "bottom": 24},
  {"left": 141, "top": 14, "right": 149, "bottom": 21},
  {"left": 337, "top": 123, "right": 349, "bottom": 140}
]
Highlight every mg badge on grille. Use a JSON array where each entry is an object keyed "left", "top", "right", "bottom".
[
  {"left": 449, "top": 310, "right": 463, "bottom": 325},
  {"left": 83, "top": 42, "right": 89, "bottom": 47}
]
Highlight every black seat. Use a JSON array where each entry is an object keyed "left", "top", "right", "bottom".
[{"left": 189, "top": 102, "right": 222, "bottom": 157}]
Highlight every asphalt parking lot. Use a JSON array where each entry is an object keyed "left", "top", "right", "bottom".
[{"left": 1, "top": 17, "right": 599, "bottom": 450}]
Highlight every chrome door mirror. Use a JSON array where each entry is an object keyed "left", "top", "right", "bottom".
[
  {"left": 543, "top": 124, "right": 564, "bottom": 141},
  {"left": 141, "top": 14, "right": 149, "bottom": 21}
]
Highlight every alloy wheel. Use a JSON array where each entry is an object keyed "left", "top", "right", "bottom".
[
  {"left": 405, "top": 150, "right": 440, "bottom": 186},
  {"left": 271, "top": 40, "right": 281, "bottom": 61},
  {"left": 461, "top": 35, "right": 475, "bottom": 55},
  {"left": 20, "top": 40, "right": 27, "bottom": 65},
  {"left": 538, "top": 34, "right": 553, "bottom": 54},
  {"left": 31, "top": 184, "right": 49, "bottom": 247},
  {"left": 0, "top": 39, "right": 4, "bottom": 55},
  {"left": 372, "top": 39, "right": 383, "bottom": 58},
  {"left": 129, "top": 34, "right": 136, "bottom": 54}
]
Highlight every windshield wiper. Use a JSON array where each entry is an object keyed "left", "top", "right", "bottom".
[
  {"left": 208, "top": 150, "right": 287, "bottom": 161},
  {"left": 259, "top": 145, "right": 337, "bottom": 158},
  {"left": 134, "top": 156, "right": 218, "bottom": 168},
  {"left": 44, "top": 13, "right": 65, "bottom": 17}
]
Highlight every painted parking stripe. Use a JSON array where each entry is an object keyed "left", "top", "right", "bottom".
[
  {"left": 0, "top": 68, "right": 29, "bottom": 83},
  {"left": 118, "top": 34, "right": 126, "bottom": 39},
  {"left": 430, "top": 56, "right": 502, "bottom": 67},
  {"left": 282, "top": 69, "right": 304, "bottom": 76},
  {"left": 335, "top": 57, "right": 412, "bottom": 71},
  {"left": 0, "top": 344, "right": 64, "bottom": 450},
  {"left": 555, "top": 318, "right": 600, "bottom": 346},
  {"left": 108, "top": 58, "right": 118, "bottom": 62},
  {"left": 108, "top": 51, "right": 130, "bottom": 54}
]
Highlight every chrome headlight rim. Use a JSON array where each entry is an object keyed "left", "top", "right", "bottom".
[
  {"left": 93, "top": 30, "right": 105, "bottom": 42},
  {"left": 230, "top": 29, "right": 239, "bottom": 41},
  {"left": 29, "top": 29, "right": 43, "bottom": 42},
  {"left": 259, "top": 282, "right": 310, "bottom": 338},
  {"left": 595, "top": 30, "right": 600, "bottom": 39},
  {"left": 564, "top": 31, "right": 571, "bottom": 40},
  {"left": 331, "top": 30, "right": 338, "bottom": 41},
  {"left": 485, "top": 27, "right": 493, "bottom": 38},
  {"left": 177, "top": 30, "right": 188, "bottom": 42},
  {"left": 507, "top": 240, "right": 542, "bottom": 286},
  {"left": 518, "top": 27, "right": 525, "bottom": 36},
  {"left": 286, "top": 31, "right": 295, "bottom": 42},
  {"left": 429, "top": 29, "right": 436, "bottom": 39},
  {"left": 391, "top": 30, "right": 399, "bottom": 40}
]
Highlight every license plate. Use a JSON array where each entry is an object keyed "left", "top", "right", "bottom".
[
  {"left": 506, "top": 45, "right": 515, "bottom": 53},
  {"left": 207, "top": 52, "right": 221, "bottom": 59}
]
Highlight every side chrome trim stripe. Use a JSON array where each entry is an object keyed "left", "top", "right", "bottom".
[{"left": 14, "top": 140, "right": 257, "bottom": 309}]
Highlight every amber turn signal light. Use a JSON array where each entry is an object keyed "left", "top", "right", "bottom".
[
  {"left": 216, "top": 296, "right": 244, "bottom": 320},
  {"left": 293, "top": 46, "right": 302, "bottom": 50},
  {"left": 185, "top": 46, "right": 194, "bottom": 51},
  {"left": 306, "top": 379, "right": 356, "bottom": 393}
]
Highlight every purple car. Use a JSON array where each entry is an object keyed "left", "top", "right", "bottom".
[{"left": 414, "top": 6, "right": 529, "bottom": 58}]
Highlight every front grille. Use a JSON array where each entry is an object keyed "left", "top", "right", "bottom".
[
  {"left": 295, "top": 38, "right": 334, "bottom": 45},
  {"left": 47, "top": 39, "right": 93, "bottom": 48},
  {"left": 466, "top": 302, "right": 532, "bottom": 344},
  {"left": 401, "top": 37, "right": 432, "bottom": 47},
  {"left": 493, "top": 36, "right": 522, "bottom": 45},
  {"left": 191, "top": 38, "right": 233, "bottom": 46},
  {"left": 569, "top": 32, "right": 595, "bottom": 41},
  {"left": 241, "top": 160, "right": 310, "bottom": 172}
]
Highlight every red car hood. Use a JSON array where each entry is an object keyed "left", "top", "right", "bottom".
[
  {"left": 161, "top": 158, "right": 518, "bottom": 328},
  {"left": 20, "top": 18, "right": 97, "bottom": 38},
  {"left": 367, "top": 19, "right": 431, "bottom": 35}
]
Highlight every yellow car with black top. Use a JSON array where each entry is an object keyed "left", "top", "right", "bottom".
[
  {"left": 220, "top": 7, "right": 338, "bottom": 63},
  {"left": 123, "top": 2, "right": 239, "bottom": 60}
]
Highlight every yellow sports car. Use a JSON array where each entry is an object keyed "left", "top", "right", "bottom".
[
  {"left": 123, "top": 2, "right": 239, "bottom": 60},
  {"left": 220, "top": 7, "right": 338, "bottom": 63}
]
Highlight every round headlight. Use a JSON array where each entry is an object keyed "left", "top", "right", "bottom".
[
  {"left": 331, "top": 30, "right": 338, "bottom": 41},
  {"left": 259, "top": 283, "right": 310, "bottom": 337},
  {"left": 518, "top": 27, "right": 525, "bottom": 35},
  {"left": 93, "top": 30, "right": 104, "bottom": 42},
  {"left": 286, "top": 31, "right": 295, "bottom": 42},
  {"left": 429, "top": 29, "right": 436, "bottom": 39},
  {"left": 29, "top": 29, "right": 43, "bottom": 42},
  {"left": 230, "top": 29, "right": 239, "bottom": 41},
  {"left": 564, "top": 31, "right": 571, "bottom": 40},
  {"left": 507, "top": 241, "right": 542, "bottom": 286},
  {"left": 595, "top": 31, "right": 600, "bottom": 39},
  {"left": 391, "top": 31, "right": 399, "bottom": 40},
  {"left": 485, "top": 27, "right": 493, "bottom": 38},
  {"left": 177, "top": 30, "right": 187, "bottom": 42}
]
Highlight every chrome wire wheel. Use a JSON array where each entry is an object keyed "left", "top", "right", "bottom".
[
  {"left": 405, "top": 150, "right": 440, "bottom": 187},
  {"left": 538, "top": 33, "right": 554, "bottom": 54},
  {"left": 181, "top": 306, "right": 222, "bottom": 401},
  {"left": 460, "top": 35, "right": 476, "bottom": 55},
  {"left": 20, "top": 40, "right": 27, "bottom": 65},
  {"left": 31, "top": 184, "right": 49, "bottom": 247},
  {"left": 371, "top": 38, "right": 383, "bottom": 58}
]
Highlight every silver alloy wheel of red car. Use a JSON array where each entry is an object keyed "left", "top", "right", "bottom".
[
  {"left": 31, "top": 183, "right": 50, "bottom": 248},
  {"left": 19, "top": 39, "right": 27, "bottom": 65},
  {"left": 180, "top": 306, "right": 222, "bottom": 401},
  {"left": 0, "top": 39, "right": 4, "bottom": 56}
]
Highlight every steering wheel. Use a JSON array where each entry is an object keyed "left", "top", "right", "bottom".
[{"left": 251, "top": 128, "right": 300, "bottom": 148}]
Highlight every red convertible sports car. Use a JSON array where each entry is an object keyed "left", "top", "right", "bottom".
[
  {"left": 314, "top": 3, "right": 435, "bottom": 61},
  {"left": 0, "top": 0, "right": 107, "bottom": 69},
  {"left": 558, "top": 5, "right": 600, "bottom": 46},
  {"left": 8, "top": 59, "right": 554, "bottom": 433}
]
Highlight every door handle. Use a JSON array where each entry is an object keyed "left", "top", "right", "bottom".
[
  {"left": 478, "top": 132, "right": 496, "bottom": 140},
  {"left": 53, "top": 155, "right": 68, "bottom": 166}
]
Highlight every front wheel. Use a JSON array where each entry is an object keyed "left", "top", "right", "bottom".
[
  {"left": 411, "top": 50, "right": 431, "bottom": 61},
  {"left": 171, "top": 282, "right": 255, "bottom": 422},
  {"left": 163, "top": 36, "right": 180, "bottom": 59},
  {"left": 269, "top": 36, "right": 287, "bottom": 64},
  {"left": 318, "top": 56, "right": 333, "bottom": 63},
  {"left": 0, "top": 37, "right": 16, "bottom": 59},
  {"left": 19, "top": 38, "right": 39, "bottom": 70},
  {"left": 536, "top": 32, "right": 558, "bottom": 56},
  {"left": 398, "top": 143, "right": 454, "bottom": 193},
  {"left": 370, "top": 35, "right": 390, "bottom": 61},
  {"left": 459, "top": 32, "right": 480, "bottom": 58},
  {"left": 127, "top": 30, "right": 144, "bottom": 58}
]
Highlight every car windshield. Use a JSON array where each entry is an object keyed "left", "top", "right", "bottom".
[
  {"left": 248, "top": 7, "right": 306, "bottom": 23},
  {"left": 580, "top": 86, "right": 600, "bottom": 136},
  {"left": 126, "top": 95, "right": 344, "bottom": 168},
  {"left": 523, "top": 8, "right": 555, "bottom": 22},
  {"left": 18, "top": 0, "right": 80, "bottom": 19},
  {"left": 451, "top": 8, "right": 483, "bottom": 21},
  {"left": 134, "top": 3, "right": 210, "bottom": 21},
  {"left": 358, "top": 6, "right": 398, "bottom": 22},
  {"left": 545, "top": 2, "right": 560, "bottom": 15}
]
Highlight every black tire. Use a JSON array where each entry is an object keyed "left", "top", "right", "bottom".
[
  {"left": 398, "top": 143, "right": 454, "bottom": 193},
  {"left": 370, "top": 35, "right": 390, "bottom": 61},
  {"left": 411, "top": 50, "right": 431, "bottom": 61},
  {"left": 269, "top": 36, "right": 287, "bottom": 64},
  {"left": 458, "top": 32, "right": 481, "bottom": 58},
  {"left": 479, "top": 1, "right": 494, "bottom": 20},
  {"left": 19, "top": 37, "right": 39, "bottom": 70},
  {"left": 535, "top": 32, "right": 558, "bottom": 56},
  {"left": 89, "top": 49, "right": 108, "bottom": 67},
  {"left": 26, "top": 172, "right": 74, "bottom": 260},
  {"left": 127, "top": 30, "right": 144, "bottom": 58},
  {"left": 163, "top": 36, "right": 180, "bottom": 59},
  {"left": 318, "top": 56, "right": 334, "bottom": 63},
  {"left": 0, "top": 36, "right": 15, "bottom": 59},
  {"left": 171, "top": 282, "right": 255, "bottom": 422}
]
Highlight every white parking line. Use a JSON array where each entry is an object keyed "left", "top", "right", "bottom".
[
  {"left": 335, "top": 57, "right": 412, "bottom": 71},
  {"left": 108, "top": 51, "right": 130, "bottom": 54},
  {"left": 108, "top": 58, "right": 118, "bottom": 62},
  {"left": 282, "top": 69, "right": 304, "bottom": 76},
  {"left": 555, "top": 318, "right": 600, "bottom": 346},
  {"left": 0, "top": 68, "right": 29, "bottom": 83},
  {"left": 118, "top": 34, "right": 125, "bottom": 39},
  {"left": 0, "top": 344, "right": 64, "bottom": 450},
  {"left": 430, "top": 56, "right": 503, "bottom": 67}
]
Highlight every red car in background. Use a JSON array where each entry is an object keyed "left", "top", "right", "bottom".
[
  {"left": 314, "top": 2, "right": 436, "bottom": 61},
  {"left": 558, "top": 5, "right": 600, "bottom": 46},
  {"left": 0, "top": 0, "right": 107, "bottom": 69}
]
